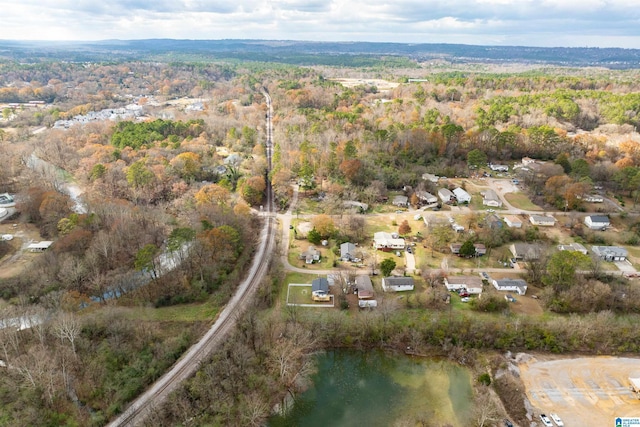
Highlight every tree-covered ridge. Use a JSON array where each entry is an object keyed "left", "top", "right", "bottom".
[{"left": 110, "top": 119, "right": 206, "bottom": 149}]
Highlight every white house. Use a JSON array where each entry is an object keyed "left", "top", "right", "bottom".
[
  {"left": 489, "top": 164, "right": 509, "bottom": 172},
  {"left": 503, "top": 215, "right": 523, "bottom": 228},
  {"left": 444, "top": 276, "right": 483, "bottom": 294},
  {"left": 382, "top": 276, "right": 415, "bottom": 292},
  {"left": 557, "top": 242, "right": 588, "bottom": 255},
  {"left": 529, "top": 215, "right": 556, "bottom": 227},
  {"left": 492, "top": 278, "right": 528, "bottom": 295},
  {"left": 592, "top": 246, "right": 628, "bottom": 262},
  {"left": 582, "top": 195, "right": 604, "bottom": 203},
  {"left": 373, "top": 232, "right": 405, "bottom": 251},
  {"left": 453, "top": 187, "right": 471, "bottom": 204},
  {"left": 422, "top": 173, "right": 440, "bottom": 183},
  {"left": 438, "top": 188, "right": 455, "bottom": 204},
  {"left": 482, "top": 189, "right": 502, "bottom": 207},
  {"left": 584, "top": 215, "right": 610, "bottom": 230},
  {"left": 27, "top": 241, "right": 53, "bottom": 252}
]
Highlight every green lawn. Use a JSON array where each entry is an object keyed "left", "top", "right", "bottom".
[
  {"left": 123, "top": 300, "right": 220, "bottom": 322},
  {"left": 287, "top": 284, "right": 314, "bottom": 304},
  {"left": 504, "top": 193, "right": 542, "bottom": 211},
  {"left": 288, "top": 239, "right": 337, "bottom": 269}
]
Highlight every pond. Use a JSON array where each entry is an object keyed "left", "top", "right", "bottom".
[{"left": 269, "top": 349, "right": 473, "bottom": 427}]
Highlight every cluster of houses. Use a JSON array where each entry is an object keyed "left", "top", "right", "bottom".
[{"left": 438, "top": 187, "right": 471, "bottom": 204}]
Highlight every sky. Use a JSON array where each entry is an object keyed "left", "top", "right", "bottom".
[{"left": 2, "top": 0, "right": 640, "bottom": 48}]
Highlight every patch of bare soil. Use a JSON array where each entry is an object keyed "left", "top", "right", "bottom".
[
  {"left": 0, "top": 222, "right": 42, "bottom": 279},
  {"left": 519, "top": 354, "right": 640, "bottom": 427}
]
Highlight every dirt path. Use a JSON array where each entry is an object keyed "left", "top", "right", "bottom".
[{"left": 519, "top": 355, "right": 640, "bottom": 426}]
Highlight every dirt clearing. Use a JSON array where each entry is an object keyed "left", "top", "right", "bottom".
[{"left": 519, "top": 355, "right": 640, "bottom": 426}]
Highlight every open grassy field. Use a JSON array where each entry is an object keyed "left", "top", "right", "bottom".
[
  {"left": 504, "top": 192, "right": 543, "bottom": 211},
  {"left": 123, "top": 300, "right": 220, "bottom": 322}
]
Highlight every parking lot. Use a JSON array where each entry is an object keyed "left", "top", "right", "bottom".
[{"left": 519, "top": 356, "right": 640, "bottom": 426}]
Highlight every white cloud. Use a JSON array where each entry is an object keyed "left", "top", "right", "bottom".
[{"left": 0, "top": 0, "right": 638, "bottom": 47}]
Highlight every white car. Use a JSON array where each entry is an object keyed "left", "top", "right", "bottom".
[
  {"left": 550, "top": 413, "right": 564, "bottom": 426},
  {"left": 539, "top": 414, "right": 553, "bottom": 427}
]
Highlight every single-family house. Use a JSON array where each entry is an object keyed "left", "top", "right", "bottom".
[
  {"left": 529, "top": 215, "right": 556, "bottom": 227},
  {"left": 482, "top": 189, "right": 502, "bottom": 207},
  {"left": 422, "top": 173, "right": 440, "bottom": 183},
  {"left": 444, "top": 276, "right": 483, "bottom": 294},
  {"left": 453, "top": 187, "right": 472, "bottom": 204},
  {"left": 489, "top": 164, "right": 509, "bottom": 172},
  {"left": 438, "top": 188, "right": 455, "bottom": 204},
  {"left": 592, "top": 246, "right": 628, "bottom": 262},
  {"left": 373, "top": 232, "right": 405, "bottom": 251},
  {"left": 354, "top": 275, "right": 375, "bottom": 299},
  {"left": 311, "top": 277, "right": 331, "bottom": 301},
  {"left": 300, "top": 246, "right": 321, "bottom": 264},
  {"left": 424, "top": 216, "right": 449, "bottom": 228},
  {"left": 485, "top": 214, "right": 504, "bottom": 229},
  {"left": 583, "top": 195, "right": 604, "bottom": 203},
  {"left": 343, "top": 201, "right": 369, "bottom": 213},
  {"left": 392, "top": 195, "right": 409, "bottom": 208},
  {"left": 503, "top": 215, "right": 523, "bottom": 228},
  {"left": 382, "top": 276, "right": 415, "bottom": 292},
  {"left": 492, "top": 278, "right": 528, "bottom": 295},
  {"left": 557, "top": 242, "right": 588, "bottom": 255},
  {"left": 450, "top": 243, "right": 485, "bottom": 256},
  {"left": 27, "top": 241, "right": 53, "bottom": 252},
  {"left": 584, "top": 215, "right": 610, "bottom": 230},
  {"left": 340, "top": 242, "right": 357, "bottom": 261},
  {"left": 510, "top": 243, "right": 545, "bottom": 261},
  {"left": 415, "top": 191, "right": 438, "bottom": 205}
]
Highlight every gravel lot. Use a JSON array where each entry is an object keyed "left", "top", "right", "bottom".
[{"left": 519, "top": 356, "right": 640, "bottom": 426}]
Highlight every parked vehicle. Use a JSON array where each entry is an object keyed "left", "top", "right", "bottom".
[
  {"left": 540, "top": 414, "right": 553, "bottom": 427},
  {"left": 550, "top": 413, "right": 564, "bottom": 426},
  {"left": 503, "top": 420, "right": 514, "bottom": 427},
  {"left": 461, "top": 297, "right": 470, "bottom": 303}
]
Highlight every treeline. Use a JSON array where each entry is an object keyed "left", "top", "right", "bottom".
[{"left": 110, "top": 119, "right": 206, "bottom": 150}]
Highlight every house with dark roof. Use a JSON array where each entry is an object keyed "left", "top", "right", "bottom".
[
  {"left": 592, "top": 246, "right": 628, "bottom": 262},
  {"left": 492, "top": 278, "right": 528, "bottom": 295},
  {"left": 584, "top": 215, "right": 610, "bottom": 230},
  {"left": 382, "top": 276, "right": 414, "bottom": 292}
]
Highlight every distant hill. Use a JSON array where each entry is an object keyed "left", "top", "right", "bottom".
[{"left": 1, "top": 39, "right": 640, "bottom": 68}]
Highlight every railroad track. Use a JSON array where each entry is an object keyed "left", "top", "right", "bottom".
[{"left": 109, "top": 89, "right": 276, "bottom": 426}]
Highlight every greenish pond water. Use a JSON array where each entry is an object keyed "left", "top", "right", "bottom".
[{"left": 269, "top": 349, "right": 473, "bottom": 427}]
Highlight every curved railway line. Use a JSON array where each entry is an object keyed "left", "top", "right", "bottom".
[{"left": 109, "top": 89, "right": 276, "bottom": 426}]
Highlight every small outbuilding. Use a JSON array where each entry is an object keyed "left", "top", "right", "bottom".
[{"left": 27, "top": 241, "right": 53, "bottom": 252}]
